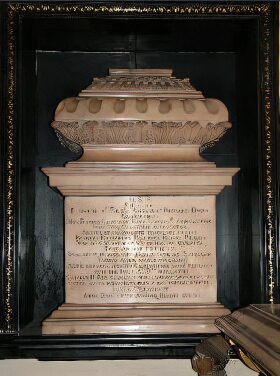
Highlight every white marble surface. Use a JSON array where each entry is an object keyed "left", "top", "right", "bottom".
[{"left": 65, "top": 196, "right": 216, "bottom": 304}]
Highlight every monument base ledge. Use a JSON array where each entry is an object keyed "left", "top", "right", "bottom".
[
  {"left": 42, "top": 162, "right": 239, "bottom": 196},
  {"left": 42, "top": 303, "right": 230, "bottom": 335}
]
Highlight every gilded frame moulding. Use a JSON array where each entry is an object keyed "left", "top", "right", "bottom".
[{"left": 1, "top": 1, "right": 278, "bottom": 334}]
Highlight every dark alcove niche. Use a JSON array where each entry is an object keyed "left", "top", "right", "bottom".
[{"left": 19, "top": 17, "right": 260, "bottom": 336}]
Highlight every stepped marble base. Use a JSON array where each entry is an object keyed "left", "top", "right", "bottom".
[{"left": 42, "top": 303, "right": 230, "bottom": 335}]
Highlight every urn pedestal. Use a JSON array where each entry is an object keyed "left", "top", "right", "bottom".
[{"left": 42, "top": 160, "right": 238, "bottom": 335}]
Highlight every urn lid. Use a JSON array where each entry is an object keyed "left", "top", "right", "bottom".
[
  {"left": 79, "top": 69, "right": 204, "bottom": 99},
  {"left": 54, "top": 69, "right": 229, "bottom": 123}
]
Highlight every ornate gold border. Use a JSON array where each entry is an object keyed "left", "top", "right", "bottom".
[
  {"left": 2, "top": 3, "right": 17, "bottom": 334},
  {"left": 261, "top": 7, "right": 277, "bottom": 304},
  {"left": 2, "top": 2, "right": 276, "bottom": 333},
  {"left": 7, "top": 3, "right": 271, "bottom": 15}
]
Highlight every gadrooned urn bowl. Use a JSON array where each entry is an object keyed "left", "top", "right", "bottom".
[{"left": 52, "top": 69, "right": 232, "bottom": 162}]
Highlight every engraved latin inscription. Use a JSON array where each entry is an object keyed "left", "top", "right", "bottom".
[{"left": 65, "top": 196, "right": 216, "bottom": 304}]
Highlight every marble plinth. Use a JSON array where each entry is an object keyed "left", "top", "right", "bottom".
[{"left": 42, "top": 162, "right": 238, "bottom": 335}]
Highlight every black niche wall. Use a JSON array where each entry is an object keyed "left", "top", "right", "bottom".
[{"left": 19, "top": 17, "right": 259, "bottom": 334}]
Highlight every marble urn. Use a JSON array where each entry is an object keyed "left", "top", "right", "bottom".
[{"left": 52, "top": 69, "right": 231, "bottom": 162}]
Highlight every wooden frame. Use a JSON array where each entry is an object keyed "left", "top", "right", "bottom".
[{"left": 0, "top": 1, "right": 278, "bottom": 359}]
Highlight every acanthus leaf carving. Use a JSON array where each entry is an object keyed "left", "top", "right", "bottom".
[{"left": 52, "top": 120, "right": 231, "bottom": 153}]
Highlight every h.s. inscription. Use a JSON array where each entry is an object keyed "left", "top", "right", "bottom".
[{"left": 65, "top": 196, "right": 216, "bottom": 304}]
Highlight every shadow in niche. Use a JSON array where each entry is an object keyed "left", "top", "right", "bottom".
[{"left": 18, "top": 16, "right": 259, "bottom": 336}]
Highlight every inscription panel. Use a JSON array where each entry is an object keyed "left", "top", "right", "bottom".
[{"left": 65, "top": 196, "right": 216, "bottom": 304}]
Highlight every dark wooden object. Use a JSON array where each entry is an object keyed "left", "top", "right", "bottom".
[{"left": 216, "top": 305, "right": 280, "bottom": 376}]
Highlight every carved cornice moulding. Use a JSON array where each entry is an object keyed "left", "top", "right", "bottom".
[{"left": 42, "top": 162, "right": 239, "bottom": 196}]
